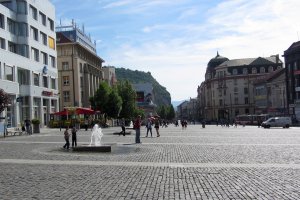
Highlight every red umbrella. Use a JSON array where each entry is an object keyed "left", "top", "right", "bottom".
[
  {"left": 52, "top": 109, "right": 68, "bottom": 116},
  {"left": 75, "top": 107, "right": 95, "bottom": 115}
]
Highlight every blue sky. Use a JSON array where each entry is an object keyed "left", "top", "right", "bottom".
[{"left": 51, "top": 0, "right": 300, "bottom": 101}]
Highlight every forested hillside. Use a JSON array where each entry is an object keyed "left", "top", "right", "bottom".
[{"left": 115, "top": 68, "right": 171, "bottom": 107}]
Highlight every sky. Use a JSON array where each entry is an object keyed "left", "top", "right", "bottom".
[{"left": 51, "top": 0, "right": 300, "bottom": 102}]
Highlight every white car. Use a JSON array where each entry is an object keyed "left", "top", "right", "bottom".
[{"left": 261, "top": 117, "right": 292, "bottom": 128}]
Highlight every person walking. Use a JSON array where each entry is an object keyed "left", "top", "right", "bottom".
[
  {"left": 119, "top": 121, "right": 126, "bottom": 136},
  {"left": 25, "top": 119, "right": 31, "bottom": 135},
  {"left": 63, "top": 127, "right": 70, "bottom": 149},
  {"left": 133, "top": 115, "right": 142, "bottom": 143},
  {"left": 84, "top": 118, "right": 89, "bottom": 131},
  {"left": 154, "top": 118, "right": 160, "bottom": 137},
  {"left": 71, "top": 126, "right": 77, "bottom": 147},
  {"left": 146, "top": 118, "right": 153, "bottom": 137}
]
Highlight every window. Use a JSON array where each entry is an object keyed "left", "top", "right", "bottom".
[
  {"left": 244, "top": 88, "right": 248, "bottom": 95},
  {"left": 232, "top": 69, "right": 237, "bottom": 75},
  {"left": 31, "top": 47, "right": 39, "bottom": 61},
  {"left": 7, "top": 18, "right": 16, "bottom": 34},
  {"left": 51, "top": 78, "right": 56, "bottom": 89},
  {"left": 48, "top": 18, "right": 54, "bottom": 31},
  {"left": 80, "top": 63, "right": 83, "bottom": 72},
  {"left": 219, "top": 99, "right": 223, "bottom": 106},
  {"left": 40, "top": 32, "right": 47, "bottom": 45},
  {"left": 268, "top": 66, "right": 273, "bottom": 72},
  {"left": 0, "top": 37, "right": 5, "bottom": 49},
  {"left": 234, "top": 87, "right": 238, "bottom": 93},
  {"left": 260, "top": 67, "right": 265, "bottom": 73},
  {"left": 18, "top": 44, "right": 29, "bottom": 58},
  {"left": 234, "top": 79, "right": 237, "bottom": 85},
  {"left": 63, "top": 91, "right": 70, "bottom": 102},
  {"left": 30, "top": 5, "right": 37, "bottom": 20},
  {"left": 4, "top": 65, "right": 13, "bottom": 81},
  {"left": 33, "top": 73, "right": 39, "bottom": 86},
  {"left": 294, "top": 61, "right": 298, "bottom": 70},
  {"left": 1, "top": 1, "right": 13, "bottom": 9},
  {"left": 243, "top": 68, "right": 248, "bottom": 75},
  {"left": 8, "top": 41, "right": 17, "bottom": 53},
  {"left": 49, "top": 56, "right": 55, "bottom": 68},
  {"left": 245, "top": 97, "right": 249, "bottom": 104},
  {"left": 0, "top": 14, "right": 4, "bottom": 29},
  {"left": 48, "top": 36, "right": 55, "bottom": 49},
  {"left": 30, "top": 26, "right": 38, "bottom": 41},
  {"left": 43, "top": 76, "right": 48, "bottom": 88},
  {"left": 62, "top": 62, "right": 69, "bottom": 70},
  {"left": 39, "top": 12, "right": 46, "bottom": 26},
  {"left": 234, "top": 97, "right": 238, "bottom": 104},
  {"left": 80, "top": 76, "right": 83, "bottom": 87},
  {"left": 41, "top": 52, "right": 48, "bottom": 65},
  {"left": 18, "top": 22, "right": 28, "bottom": 37},
  {"left": 252, "top": 68, "right": 257, "bottom": 74},
  {"left": 17, "top": 0, "right": 27, "bottom": 14},
  {"left": 63, "top": 76, "right": 69, "bottom": 85}
]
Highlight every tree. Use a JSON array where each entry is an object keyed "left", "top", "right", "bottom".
[
  {"left": 91, "top": 82, "right": 111, "bottom": 114},
  {"left": 106, "top": 88, "right": 122, "bottom": 118},
  {"left": 166, "top": 105, "right": 176, "bottom": 120},
  {"left": 0, "top": 89, "right": 10, "bottom": 114},
  {"left": 117, "top": 80, "right": 137, "bottom": 119}
]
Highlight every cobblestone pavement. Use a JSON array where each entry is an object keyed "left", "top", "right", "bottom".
[{"left": 1, "top": 125, "right": 300, "bottom": 199}]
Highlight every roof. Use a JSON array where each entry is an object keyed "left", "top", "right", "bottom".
[
  {"left": 253, "top": 68, "right": 285, "bottom": 85},
  {"left": 217, "top": 56, "right": 282, "bottom": 68}
]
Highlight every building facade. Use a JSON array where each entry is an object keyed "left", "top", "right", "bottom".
[
  {"left": 0, "top": 0, "right": 58, "bottom": 127},
  {"left": 56, "top": 23, "right": 104, "bottom": 110},
  {"left": 283, "top": 41, "right": 300, "bottom": 120},
  {"left": 198, "top": 53, "right": 283, "bottom": 122},
  {"left": 254, "top": 68, "right": 286, "bottom": 115},
  {"left": 132, "top": 83, "right": 156, "bottom": 116},
  {"left": 103, "top": 66, "right": 117, "bottom": 87}
]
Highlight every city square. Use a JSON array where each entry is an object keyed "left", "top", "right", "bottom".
[{"left": 1, "top": 124, "right": 300, "bottom": 199}]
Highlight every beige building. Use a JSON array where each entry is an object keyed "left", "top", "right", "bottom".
[
  {"left": 197, "top": 52, "right": 283, "bottom": 122},
  {"left": 56, "top": 24, "right": 104, "bottom": 110},
  {"left": 103, "top": 66, "right": 117, "bottom": 87}
]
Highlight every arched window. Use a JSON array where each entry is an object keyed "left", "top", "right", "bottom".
[
  {"left": 243, "top": 68, "right": 248, "bottom": 75},
  {"left": 232, "top": 69, "right": 238, "bottom": 75},
  {"left": 252, "top": 68, "right": 257, "bottom": 74},
  {"left": 260, "top": 67, "right": 265, "bottom": 73},
  {"left": 268, "top": 66, "right": 273, "bottom": 72}
]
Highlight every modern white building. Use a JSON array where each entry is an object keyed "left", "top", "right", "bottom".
[{"left": 0, "top": 0, "right": 58, "bottom": 127}]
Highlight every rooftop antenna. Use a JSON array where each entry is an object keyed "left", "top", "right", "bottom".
[
  {"left": 82, "top": 24, "right": 85, "bottom": 33},
  {"left": 60, "top": 18, "right": 62, "bottom": 26}
]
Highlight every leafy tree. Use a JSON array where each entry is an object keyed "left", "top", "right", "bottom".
[
  {"left": 166, "top": 105, "right": 176, "bottom": 120},
  {"left": 106, "top": 88, "right": 122, "bottom": 118},
  {"left": 0, "top": 89, "right": 10, "bottom": 114},
  {"left": 157, "top": 105, "right": 167, "bottom": 119},
  {"left": 117, "top": 80, "right": 137, "bottom": 119},
  {"left": 92, "top": 82, "right": 111, "bottom": 114}
]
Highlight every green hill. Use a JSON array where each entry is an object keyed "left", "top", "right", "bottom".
[{"left": 115, "top": 67, "right": 171, "bottom": 107}]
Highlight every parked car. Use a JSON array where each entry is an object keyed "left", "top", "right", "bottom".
[{"left": 261, "top": 117, "right": 292, "bottom": 128}]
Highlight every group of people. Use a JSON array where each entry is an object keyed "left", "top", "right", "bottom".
[{"left": 63, "top": 126, "right": 78, "bottom": 149}]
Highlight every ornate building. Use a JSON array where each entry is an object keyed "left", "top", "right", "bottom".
[
  {"left": 197, "top": 52, "right": 283, "bottom": 122},
  {"left": 56, "top": 23, "right": 104, "bottom": 110}
]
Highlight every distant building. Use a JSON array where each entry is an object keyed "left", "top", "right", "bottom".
[
  {"left": 197, "top": 52, "right": 283, "bottom": 121},
  {"left": 132, "top": 83, "right": 156, "bottom": 116},
  {"left": 176, "top": 98, "right": 197, "bottom": 121},
  {"left": 283, "top": 41, "right": 300, "bottom": 120},
  {"left": 56, "top": 22, "right": 104, "bottom": 109},
  {"left": 253, "top": 68, "right": 286, "bottom": 115},
  {"left": 103, "top": 66, "right": 117, "bottom": 87},
  {"left": 0, "top": 0, "right": 58, "bottom": 127}
]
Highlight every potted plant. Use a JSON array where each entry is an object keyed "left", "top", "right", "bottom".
[{"left": 31, "top": 119, "right": 40, "bottom": 133}]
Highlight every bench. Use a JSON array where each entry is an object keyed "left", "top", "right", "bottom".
[{"left": 6, "top": 127, "right": 25, "bottom": 136}]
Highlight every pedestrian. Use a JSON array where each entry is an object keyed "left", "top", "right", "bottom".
[
  {"left": 133, "top": 115, "right": 142, "bottom": 143},
  {"left": 63, "top": 127, "right": 70, "bottom": 149},
  {"left": 119, "top": 121, "right": 126, "bottom": 136},
  {"left": 71, "top": 126, "right": 77, "bottom": 147},
  {"left": 25, "top": 119, "right": 31, "bottom": 135},
  {"left": 146, "top": 118, "right": 153, "bottom": 137},
  {"left": 154, "top": 117, "right": 160, "bottom": 137},
  {"left": 84, "top": 118, "right": 89, "bottom": 131}
]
